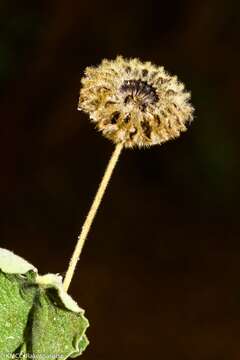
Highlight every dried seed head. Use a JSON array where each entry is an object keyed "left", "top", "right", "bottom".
[{"left": 78, "top": 56, "right": 194, "bottom": 148}]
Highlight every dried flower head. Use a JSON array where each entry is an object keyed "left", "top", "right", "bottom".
[{"left": 78, "top": 56, "right": 194, "bottom": 148}]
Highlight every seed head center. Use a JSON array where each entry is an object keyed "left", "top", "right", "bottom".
[{"left": 120, "top": 79, "right": 159, "bottom": 110}]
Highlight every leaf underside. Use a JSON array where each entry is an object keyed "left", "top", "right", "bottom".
[{"left": 0, "top": 270, "right": 89, "bottom": 359}]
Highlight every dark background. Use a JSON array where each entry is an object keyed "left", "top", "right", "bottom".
[{"left": 1, "top": 0, "right": 240, "bottom": 359}]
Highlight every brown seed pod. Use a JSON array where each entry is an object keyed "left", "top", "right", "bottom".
[{"left": 78, "top": 56, "right": 194, "bottom": 148}]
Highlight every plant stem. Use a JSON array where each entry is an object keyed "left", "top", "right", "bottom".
[{"left": 63, "top": 143, "right": 123, "bottom": 291}]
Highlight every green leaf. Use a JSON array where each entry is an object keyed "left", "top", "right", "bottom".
[
  {"left": 0, "top": 248, "right": 89, "bottom": 359},
  {"left": 0, "top": 271, "right": 36, "bottom": 358}
]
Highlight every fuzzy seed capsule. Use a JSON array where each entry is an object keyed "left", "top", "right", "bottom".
[{"left": 78, "top": 56, "right": 194, "bottom": 148}]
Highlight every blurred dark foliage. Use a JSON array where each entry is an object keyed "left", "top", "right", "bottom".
[{"left": 0, "top": 0, "right": 240, "bottom": 359}]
